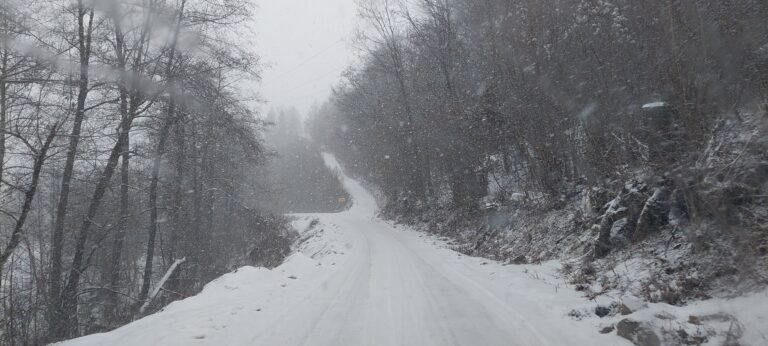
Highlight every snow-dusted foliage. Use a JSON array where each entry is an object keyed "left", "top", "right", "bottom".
[{"left": 306, "top": 0, "right": 768, "bottom": 344}]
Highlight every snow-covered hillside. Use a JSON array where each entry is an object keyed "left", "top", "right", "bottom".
[{"left": 58, "top": 155, "right": 768, "bottom": 346}]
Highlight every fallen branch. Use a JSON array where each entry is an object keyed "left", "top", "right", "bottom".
[{"left": 137, "top": 257, "right": 186, "bottom": 316}]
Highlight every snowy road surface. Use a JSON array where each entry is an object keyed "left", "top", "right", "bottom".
[{"left": 61, "top": 154, "right": 627, "bottom": 346}]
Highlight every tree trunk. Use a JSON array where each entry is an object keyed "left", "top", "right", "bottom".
[
  {"left": 0, "top": 127, "right": 57, "bottom": 273},
  {"left": 169, "top": 120, "right": 185, "bottom": 262},
  {"left": 188, "top": 134, "right": 203, "bottom": 292},
  {"left": 105, "top": 15, "right": 129, "bottom": 324},
  {"left": 139, "top": 1, "right": 186, "bottom": 302},
  {"left": 138, "top": 0, "right": 185, "bottom": 306},
  {"left": 0, "top": 51, "right": 8, "bottom": 195},
  {"left": 47, "top": 4, "right": 94, "bottom": 341},
  {"left": 105, "top": 0, "right": 155, "bottom": 323},
  {"left": 139, "top": 112, "right": 173, "bottom": 305},
  {"left": 163, "top": 120, "right": 185, "bottom": 295},
  {"left": 202, "top": 147, "right": 216, "bottom": 282},
  {"left": 59, "top": 116, "right": 132, "bottom": 338},
  {"left": 105, "top": 99, "right": 130, "bottom": 324},
  {"left": 1, "top": 126, "right": 58, "bottom": 345}
]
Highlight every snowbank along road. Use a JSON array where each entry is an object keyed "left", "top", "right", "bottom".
[{"left": 60, "top": 154, "right": 630, "bottom": 346}]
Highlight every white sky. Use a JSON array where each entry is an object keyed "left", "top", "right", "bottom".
[{"left": 252, "top": 0, "right": 358, "bottom": 116}]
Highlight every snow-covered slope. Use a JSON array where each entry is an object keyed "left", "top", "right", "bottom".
[{"left": 58, "top": 154, "right": 767, "bottom": 346}]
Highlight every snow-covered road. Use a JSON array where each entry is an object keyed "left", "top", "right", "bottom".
[{"left": 60, "top": 154, "right": 626, "bottom": 346}]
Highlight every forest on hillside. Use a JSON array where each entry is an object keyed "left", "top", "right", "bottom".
[
  {"left": 310, "top": 0, "right": 768, "bottom": 307},
  {"left": 0, "top": 0, "right": 296, "bottom": 343}
]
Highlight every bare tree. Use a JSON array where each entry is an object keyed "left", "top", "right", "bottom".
[{"left": 47, "top": 0, "right": 96, "bottom": 339}]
